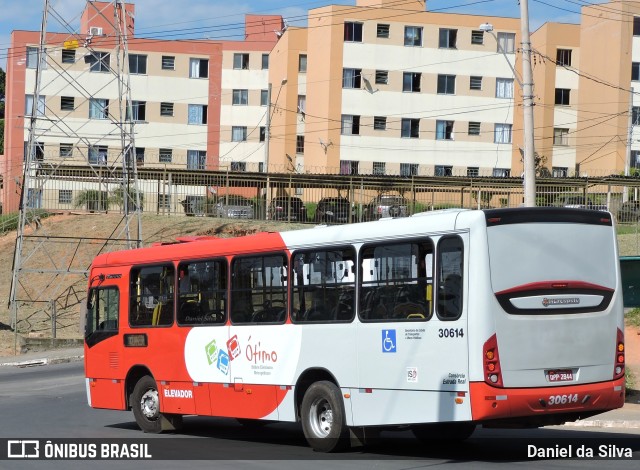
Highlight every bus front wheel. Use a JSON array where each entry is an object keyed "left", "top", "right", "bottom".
[
  {"left": 300, "top": 381, "right": 349, "bottom": 452},
  {"left": 131, "top": 375, "right": 182, "bottom": 433}
]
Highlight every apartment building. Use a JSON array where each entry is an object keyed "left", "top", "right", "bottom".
[
  {"left": 2, "top": 1, "right": 281, "bottom": 212},
  {"left": 268, "top": 0, "right": 523, "bottom": 178}
]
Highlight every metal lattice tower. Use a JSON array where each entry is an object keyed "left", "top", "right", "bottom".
[{"left": 9, "top": 0, "right": 142, "bottom": 348}]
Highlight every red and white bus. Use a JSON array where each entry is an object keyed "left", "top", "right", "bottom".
[{"left": 84, "top": 207, "right": 625, "bottom": 452}]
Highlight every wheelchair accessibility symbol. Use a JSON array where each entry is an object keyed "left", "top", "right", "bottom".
[{"left": 382, "top": 329, "right": 396, "bottom": 353}]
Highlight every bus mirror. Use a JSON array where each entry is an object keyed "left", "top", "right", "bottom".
[{"left": 79, "top": 301, "right": 87, "bottom": 336}]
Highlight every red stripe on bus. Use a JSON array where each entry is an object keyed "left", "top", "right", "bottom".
[{"left": 495, "top": 281, "right": 614, "bottom": 295}]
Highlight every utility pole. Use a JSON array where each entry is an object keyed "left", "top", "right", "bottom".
[{"left": 520, "top": 0, "right": 537, "bottom": 207}]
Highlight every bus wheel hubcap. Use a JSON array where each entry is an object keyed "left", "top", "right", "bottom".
[
  {"left": 309, "top": 398, "right": 333, "bottom": 437},
  {"left": 140, "top": 389, "right": 159, "bottom": 420}
]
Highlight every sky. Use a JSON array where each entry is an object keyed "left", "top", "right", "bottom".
[{"left": 0, "top": 0, "right": 603, "bottom": 70}]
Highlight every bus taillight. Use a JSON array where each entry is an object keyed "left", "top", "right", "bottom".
[
  {"left": 483, "top": 334, "right": 503, "bottom": 387},
  {"left": 614, "top": 328, "right": 625, "bottom": 380}
]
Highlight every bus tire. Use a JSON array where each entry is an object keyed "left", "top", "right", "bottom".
[
  {"left": 131, "top": 375, "right": 164, "bottom": 433},
  {"left": 301, "top": 381, "right": 349, "bottom": 452},
  {"left": 412, "top": 422, "right": 476, "bottom": 443}
]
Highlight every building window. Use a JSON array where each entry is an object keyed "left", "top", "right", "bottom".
[
  {"left": 341, "top": 115, "right": 360, "bottom": 135},
  {"left": 468, "top": 122, "right": 481, "bottom": 135},
  {"left": 633, "top": 62, "right": 640, "bottom": 81},
  {"left": 403, "top": 72, "right": 421, "bottom": 92},
  {"left": 233, "top": 53, "right": 249, "bottom": 70},
  {"left": 494, "top": 123, "right": 512, "bottom": 143},
  {"left": 60, "top": 96, "right": 75, "bottom": 111},
  {"left": 470, "top": 76, "right": 482, "bottom": 90},
  {"left": 375, "top": 70, "right": 388, "bottom": 85},
  {"left": 189, "top": 58, "right": 209, "bottom": 78},
  {"left": 26, "top": 46, "right": 47, "bottom": 69},
  {"left": 553, "top": 127, "right": 569, "bottom": 146},
  {"left": 401, "top": 118, "right": 420, "bottom": 138},
  {"left": 25, "top": 95, "right": 45, "bottom": 116},
  {"left": 467, "top": 167, "right": 479, "bottom": 177},
  {"left": 88, "top": 51, "right": 110, "bottom": 72},
  {"left": 89, "top": 98, "right": 109, "bottom": 119},
  {"left": 231, "top": 162, "right": 246, "bottom": 172},
  {"left": 373, "top": 116, "right": 387, "bottom": 130},
  {"left": 187, "top": 150, "right": 206, "bottom": 170},
  {"left": 128, "top": 54, "right": 147, "bottom": 74},
  {"left": 635, "top": 17, "right": 640, "bottom": 36},
  {"left": 496, "top": 78, "right": 514, "bottom": 98},
  {"left": 435, "top": 165, "right": 453, "bottom": 176},
  {"left": 297, "top": 95, "right": 306, "bottom": 114},
  {"left": 262, "top": 54, "right": 269, "bottom": 70},
  {"left": 160, "top": 102, "right": 174, "bottom": 117},
  {"left": 404, "top": 26, "right": 422, "bottom": 46},
  {"left": 437, "top": 74, "right": 456, "bottom": 94},
  {"left": 633, "top": 150, "right": 640, "bottom": 169},
  {"left": 555, "top": 88, "right": 570, "bottom": 105},
  {"left": 59, "top": 189, "right": 73, "bottom": 204},
  {"left": 377, "top": 24, "right": 390, "bottom": 38},
  {"left": 343, "top": 68, "right": 362, "bottom": 88},
  {"left": 231, "top": 126, "right": 247, "bottom": 142},
  {"left": 400, "top": 163, "right": 418, "bottom": 176},
  {"left": 297, "top": 54, "right": 307, "bottom": 73},
  {"left": 439, "top": 28, "right": 457, "bottom": 49},
  {"left": 24, "top": 142, "right": 44, "bottom": 162},
  {"left": 436, "top": 121, "right": 454, "bottom": 140},
  {"left": 296, "top": 135, "right": 305, "bottom": 154},
  {"left": 497, "top": 32, "right": 515, "bottom": 53},
  {"left": 492, "top": 168, "right": 510, "bottom": 177},
  {"left": 61, "top": 49, "right": 75, "bottom": 64},
  {"left": 162, "top": 55, "right": 175, "bottom": 70},
  {"left": 340, "top": 160, "right": 359, "bottom": 175},
  {"left": 126, "top": 101, "right": 146, "bottom": 121},
  {"left": 135, "top": 147, "right": 145, "bottom": 165},
  {"left": 633, "top": 106, "right": 640, "bottom": 125},
  {"left": 159, "top": 148, "right": 172, "bottom": 163},
  {"left": 260, "top": 127, "right": 266, "bottom": 142},
  {"left": 158, "top": 194, "right": 171, "bottom": 209},
  {"left": 471, "top": 30, "right": 484, "bottom": 45},
  {"left": 344, "top": 22, "right": 363, "bottom": 42},
  {"left": 372, "top": 161, "right": 385, "bottom": 175},
  {"left": 232, "top": 89, "right": 248, "bottom": 105},
  {"left": 556, "top": 49, "right": 572, "bottom": 67},
  {"left": 188, "top": 104, "right": 207, "bottom": 124},
  {"left": 88, "top": 145, "right": 108, "bottom": 166},
  {"left": 60, "top": 143, "right": 73, "bottom": 157},
  {"left": 553, "top": 167, "right": 568, "bottom": 177}
]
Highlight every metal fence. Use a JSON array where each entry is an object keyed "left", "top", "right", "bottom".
[{"left": 21, "top": 165, "right": 640, "bottom": 223}]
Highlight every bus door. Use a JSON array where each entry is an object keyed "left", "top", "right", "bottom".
[
  {"left": 84, "top": 269, "right": 126, "bottom": 410},
  {"left": 353, "top": 235, "right": 470, "bottom": 426}
]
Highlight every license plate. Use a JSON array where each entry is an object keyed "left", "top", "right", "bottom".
[{"left": 547, "top": 369, "right": 573, "bottom": 382}]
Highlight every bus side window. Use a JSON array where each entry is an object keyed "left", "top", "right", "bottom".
[
  {"left": 436, "top": 236, "right": 464, "bottom": 320},
  {"left": 129, "top": 265, "right": 175, "bottom": 327}
]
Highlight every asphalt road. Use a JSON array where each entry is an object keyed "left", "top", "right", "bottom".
[{"left": 0, "top": 362, "right": 639, "bottom": 469}]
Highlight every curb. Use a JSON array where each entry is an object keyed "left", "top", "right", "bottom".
[
  {"left": 562, "top": 420, "right": 640, "bottom": 429},
  {"left": 0, "top": 354, "right": 84, "bottom": 368}
]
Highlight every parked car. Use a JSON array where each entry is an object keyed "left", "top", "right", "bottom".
[
  {"left": 362, "top": 195, "right": 410, "bottom": 220},
  {"left": 618, "top": 201, "right": 640, "bottom": 223},
  {"left": 208, "top": 195, "right": 254, "bottom": 219},
  {"left": 315, "top": 197, "right": 353, "bottom": 224},
  {"left": 180, "top": 195, "right": 206, "bottom": 216},
  {"left": 552, "top": 194, "right": 607, "bottom": 211},
  {"left": 268, "top": 196, "right": 308, "bottom": 221}
]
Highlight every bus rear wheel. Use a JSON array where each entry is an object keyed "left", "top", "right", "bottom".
[
  {"left": 131, "top": 375, "right": 182, "bottom": 433},
  {"left": 301, "top": 381, "right": 349, "bottom": 452},
  {"left": 412, "top": 422, "right": 476, "bottom": 443}
]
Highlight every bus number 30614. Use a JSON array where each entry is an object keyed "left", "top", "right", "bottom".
[
  {"left": 548, "top": 394, "right": 579, "bottom": 406},
  {"left": 438, "top": 328, "right": 464, "bottom": 338}
]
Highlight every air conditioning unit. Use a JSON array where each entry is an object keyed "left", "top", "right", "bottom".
[{"left": 88, "top": 26, "right": 103, "bottom": 36}]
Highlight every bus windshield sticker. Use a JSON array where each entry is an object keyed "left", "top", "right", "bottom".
[{"left": 382, "top": 329, "right": 396, "bottom": 353}]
